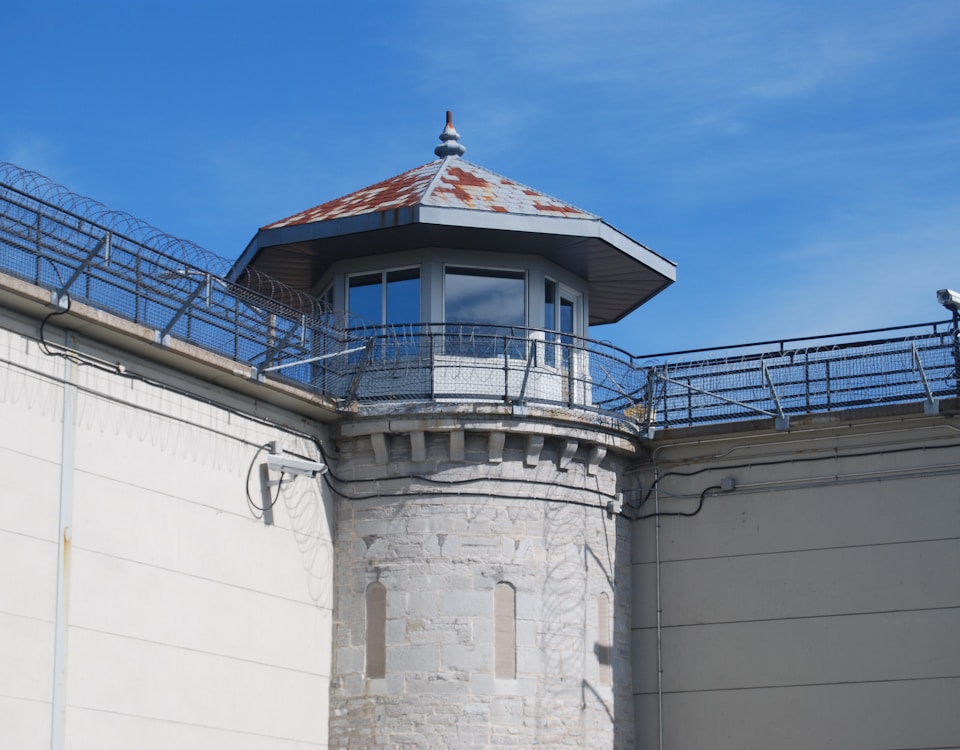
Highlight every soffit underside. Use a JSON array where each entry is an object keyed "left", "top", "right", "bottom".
[{"left": 241, "top": 222, "right": 674, "bottom": 325}]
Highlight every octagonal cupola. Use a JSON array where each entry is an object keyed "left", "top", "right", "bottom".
[{"left": 230, "top": 112, "right": 675, "bottom": 334}]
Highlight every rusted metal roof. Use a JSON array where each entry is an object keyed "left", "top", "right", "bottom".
[
  {"left": 263, "top": 158, "right": 596, "bottom": 229},
  {"left": 231, "top": 113, "right": 675, "bottom": 325}
]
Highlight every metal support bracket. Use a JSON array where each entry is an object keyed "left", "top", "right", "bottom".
[
  {"left": 52, "top": 231, "right": 111, "bottom": 307},
  {"left": 258, "top": 314, "right": 307, "bottom": 370},
  {"left": 261, "top": 345, "right": 367, "bottom": 373},
  {"left": 345, "top": 338, "right": 376, "bottom": 404},
  {"left": 513, "top": 343, "right": 537, "bottom": 405},
  {"left": 762, "top": 360, "right": 790, "bottom": 430},
  {"left": 155, "top": 273, "right": 209, "bottom": 346},
  {"left": 912, "top": 343, "right": 940, "bottom": 414},
  {"left": 657, "top": 373, "right": 778, "bottom": 419}
]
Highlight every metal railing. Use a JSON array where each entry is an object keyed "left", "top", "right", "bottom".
[
  {"left": 0, "top": 162, "right": 344, "bottom": 377},
  {"left": 1, "top": 161, "right": 957, "bottom": 431},
  {"left": 634, "top": 326, "right": 958, "bottom": 430}
]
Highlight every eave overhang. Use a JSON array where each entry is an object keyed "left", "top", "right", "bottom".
[{"left": 231, "top": 206, "right": 676, "bottom": 325}]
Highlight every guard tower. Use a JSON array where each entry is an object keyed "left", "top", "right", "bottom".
[{"left": 233, "top": 113, "right": 676, "bottom": 749}]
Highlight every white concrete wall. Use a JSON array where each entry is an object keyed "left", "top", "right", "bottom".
[
  {"left": 0, "top": 308, "right": 335, "bottom": 749},
  {"left": 631, "top": 408, "right": 960, "bottom": 750}
]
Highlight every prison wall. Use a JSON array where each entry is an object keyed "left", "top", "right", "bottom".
[
  {"left": 328, "top": 412, "right": 638, "bottom": 750},
  {"left": 0, "top": 297, "right": 336, "bottom": 750},
  {"left": 631, "top": 404, "right": 960, "bottom": 750}
]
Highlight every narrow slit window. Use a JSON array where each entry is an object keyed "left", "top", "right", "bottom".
[
  {"left": 494, "top": 582, "right": 516, "bottom": 679},
  {"left": 366, "top": 582, "right": 386, "bottom": 679}
]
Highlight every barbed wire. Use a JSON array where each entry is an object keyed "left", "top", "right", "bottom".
[{"left": 1, "top": 160, "right": 954, "bottom": 427}]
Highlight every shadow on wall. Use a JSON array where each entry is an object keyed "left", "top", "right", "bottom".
[
  {"left": 537, "top": 494, "right": 633, "bottom": 748},
  {"left": 250, "top": 436, "right": 334, "bottom": 608}
]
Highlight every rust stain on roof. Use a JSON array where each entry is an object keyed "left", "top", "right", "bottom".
[
  {"left": 432, "top": 165, "right": 494, "bottom": 206},
  {"left": 263, "top": 158, "right": 595, "bottom": 229},
  {"left": 532, "top": 202, "right": 586, "bottom": 215},
  {"left": 263, "top": 162, "right": 438, "bottom": 229}
]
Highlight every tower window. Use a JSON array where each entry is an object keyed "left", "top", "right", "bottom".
[
  {"left": 348, "top": 267, "right": 420, "bottom": 326},
  {"left": 366, "top": 582, "right": 387, "bottom": 679},
  {"left": 494, "top": 582, "right": 517, "bottom": 679},
  {"left": 445, "top": 266, "right": 526, "bottom": 358}
]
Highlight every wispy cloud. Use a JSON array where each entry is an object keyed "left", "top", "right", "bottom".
[
  {"left": 2, "top": 0, "right": 956, "bottom": 353},
  {"left": 0, "top": 132, "right": 66, "bottom": 180}
]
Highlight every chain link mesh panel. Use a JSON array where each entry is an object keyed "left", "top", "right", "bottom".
[{"left": 2, "top": 161, "right": 956, "bottom": 429}]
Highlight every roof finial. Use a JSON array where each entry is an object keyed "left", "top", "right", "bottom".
[{"left": 434, "top": 110, "right": 466, "bottom": 158}]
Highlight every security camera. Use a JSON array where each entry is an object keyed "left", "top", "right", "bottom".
[
  {"left": 936, "top": 289, "right": 960, "bottom": 312},
  {"left": 267, "top": 452, "right": 328, "bottom": 478}
]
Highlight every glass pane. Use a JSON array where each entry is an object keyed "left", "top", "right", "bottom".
[
  {"left": 445, "top": 267, "right": 524, "bottom": 326},
  {"left": 348, "top": 273, "right": 382, "bottom": 325},
  {"left": 386, "top": 268, "right": 420, "bottom": 325},
  {"left": 445, "top": 267, "right": 525, "bottom": 358},
  {"left": 545, "top": 280, "right": 557, "bottom": 367},
  {"left": 386, "top": 268, "right": 421, "bottom": 357},
  {"left": 560, "top": 297, "right": 574, "bottom": 334},
  {"left": 560, "top": 296, "right": 575, "bottom": 368}
]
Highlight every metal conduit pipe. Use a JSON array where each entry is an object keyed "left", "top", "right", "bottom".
[{"left": 654, "top": 469, "right": 664, "bottom": 750}]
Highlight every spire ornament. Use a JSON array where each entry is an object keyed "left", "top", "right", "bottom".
[{"left": 434, "top": 111, "right": 466, "bottom": 158}]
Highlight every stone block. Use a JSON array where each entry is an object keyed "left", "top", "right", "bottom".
[
  {"left": 403, "top": 590, "right": 438, "bottom": 618},
  {"left": 491, "top": 696, "right": 525, "bottom": 726},
  {"left": 516, "top": 646, "right": 541, "bottom": 674},
  {"left": 354, "top": 518, "right": 408, "bottom": 537},
  {"left": 336, "top": 645, "right": 365, "bottom": 674},
  {"left": 385, "top": 617, "right": 407, "bottom": 646},
  {"left": 437, "top": 590, "right": 489, "bottom": 617},
  {"left": 404, "top": 670, "right": 471, "bottom": 694},
  {"left": 515, "top": 593, "right": 543, "bottom": 621},
  {"left": 516, "top": 619, "right": 536, "bottom": 647},
  {"left": 439, "top": 572, "right": 475, "bottom": 591},
  {"left": 388, "top": 644, "right": 439, "bottom": 672},
  {"left": 441, "top": 642, "right": 487, "bottom": 671},
  {"left": 404, "top": 517, "right": 434, "bottom": 533}
]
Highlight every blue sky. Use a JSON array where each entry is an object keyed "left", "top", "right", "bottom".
[{"left": 2, "top": 0, "right": 958, "bottom": 355}]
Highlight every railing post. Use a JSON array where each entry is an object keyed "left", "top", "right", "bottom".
[
  {"left": 429, "top": 329, "right": 435, "bottom": 402},
  {"left": 346, "top": 338, "right": 377, "bottom": 404},
  {"left": 515, "top": 340, "right": 537, "bottom": 405},
  {"left": 155, "top": 274, "right": 208, "bottom": 346},
  {"left": 762, "top": 359, "right": 790, "bottom": 430},
  {"left": 825, "top": 360, "right": 832, "bottom": 408},
  {"left": 951, "top": 310, "right": 960, "bottom": 398},
  {"left": 503, "top": 334, "right": 510, "bottom": 402},
  {"left": 641, "top": 369, "right": 657, "bottom": 439},
  {"left": 911, "top": 343, "right": 940, "bottom": 414},
  {"left": 53, "top": 231, "right": 111, "bottom": 306},
  {"left": 135, "top": 248, "right": 143, "bottom": 324},
  {"left": 232, "top": 295, "right": 239, "bottom": 361},
  {"left": 658, "top": 365, "right": 668, "bottom": 428}
]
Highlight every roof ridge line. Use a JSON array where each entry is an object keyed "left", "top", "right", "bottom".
[
  {"left": 420, "top": 157, "right": 452, "bottom": 204},
  {"left": 420, "top": 157, "right": 599, "bottom": 219}
]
